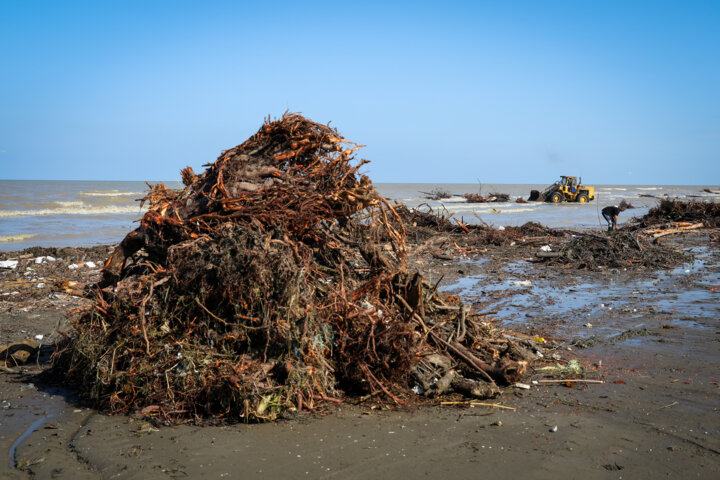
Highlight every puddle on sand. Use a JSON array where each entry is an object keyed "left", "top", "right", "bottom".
[
  {"left": 438, "top": 250, "right": 720, "bottom": 339},
  {"left": 8, "top": 415, "right": 50, "bottom": 468},
  {"left": 1, "top": 383, "right": 73, "bottom": 475}
]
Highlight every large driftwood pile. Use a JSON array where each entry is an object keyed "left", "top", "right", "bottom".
[{"left": 54, "top": 114, "right": 531, "bottom": 423}]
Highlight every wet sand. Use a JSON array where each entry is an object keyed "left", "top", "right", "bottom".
[{"left": 2, "top": 233, "right": 719, "bottom": 479}]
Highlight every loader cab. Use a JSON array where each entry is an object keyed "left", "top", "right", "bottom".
[
  {"left": 560, "top": 176, "right": 577, "bottom": 191},
  {"left": 560, "top": 176, "right": 581, "bottom": 195}
]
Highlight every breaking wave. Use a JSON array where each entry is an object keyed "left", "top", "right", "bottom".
[
  {"left": 444, "top": 204, "right": 542, "bottom": 214},
  {"left": 80, "top": 190, "right": 144, "bottom": 197},
  {"left": 0, "top": 205, "right": 145, "bottom": 218},
  {"left": 0, "top": 233, "right": 38, "bottom": 243}
]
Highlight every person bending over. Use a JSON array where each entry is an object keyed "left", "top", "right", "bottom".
[{"left": 601, "top": 204, "right": 625, "bottom": 231}]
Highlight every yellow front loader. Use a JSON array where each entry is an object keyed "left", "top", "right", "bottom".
[{"left": 529, "top": 176, "right": 595, "bottom": 203}]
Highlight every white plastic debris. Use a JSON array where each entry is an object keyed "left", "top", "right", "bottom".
[
  {"left": 497, "top": 225, "right": 505, "bottom": 231},
  {"left": 68, "top": 264, "right": 79, "bottom": 270},
  {"left": 513, "top": 383, "right": 531, "bottom": 390},
  {"left": 584, "top": 323, "right": 593, "bottom": 328},
  {"left": 36, "top": 283, "right": 45, "bottom": 289},
  {"left": 35, "top": 334, "right": 44, "bottom": 341},
  {"left": 85, "top": 261, "right": 97, "bottom": 268},
  {"left": 540, "top": 245, "right": 552, "bottom": 252},
  {"left": 512, "top": 280, "right": 532, "bottom": 287},
  {"left": 0, "top": 260, "right": 18, "bottom": 269},
  {"left": 35, "top": 256, "right": 56, "bottom": 264},
  {"left": 550, "top": 425, "right": 558, "bottom": 433}
]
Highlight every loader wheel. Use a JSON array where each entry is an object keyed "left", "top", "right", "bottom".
[
  {"left": 550, "top": 192, "right": 563, "bottom": 203},
  {"left": 578, "top": 194, "right": 589, "bottom": 203}
]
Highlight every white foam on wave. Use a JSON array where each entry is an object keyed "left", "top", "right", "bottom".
[
  {"left": 442, "top": 203, "right": 542, "bottom": 214},
  {"left": 0, "top": 205, "right": 145, "bottom": 218},
  {"left": 638, "top": 187, "right": 661, "bottom": 191},
  {"left": 440, "top": 196, "right": 470, "bottom": 203},
  {"left": 54, "top": 201, "right": 84, "bottom": 207},
  {"left": 0, "top": 233, "right": 38, "bottom": 243},
  {"left": 80, "top": 190, "right": 144, "bottom": 197}
]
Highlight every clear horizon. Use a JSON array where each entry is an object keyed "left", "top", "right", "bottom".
[{"left": 1, "top": 1, "right": 718, "bottom": 185}]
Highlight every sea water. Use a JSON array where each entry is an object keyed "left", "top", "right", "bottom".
[{"left": 1, "top": 180, "right": 718, "bottom": 251}]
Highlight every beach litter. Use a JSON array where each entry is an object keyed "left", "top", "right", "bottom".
[
  {"left": 0, "top": 260, "right": 19, "bottom": 269},
  {"left": 537, "top": 359, "right": 584, "bottom": 377},
  {"left": 53, "top": 113, "right": 536, "bottom": 423}
]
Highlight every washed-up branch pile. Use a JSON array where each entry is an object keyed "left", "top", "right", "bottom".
[
  {"left": 462, "top": 192, "right": 510, "bottom": 203},
  {"left": 639, "top": 199, "right": 720, "bottom": 228},
  {"left": 53, "top": 114, "right": 532, "bottom": 423},
  {"left": 420, "top": 188, "right": 452, "bottom": 200}
]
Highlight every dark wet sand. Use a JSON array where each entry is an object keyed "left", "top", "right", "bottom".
[{"left": 2, "top": 234, "right": 719, "bottom": 479}]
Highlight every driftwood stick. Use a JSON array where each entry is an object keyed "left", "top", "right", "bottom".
[
  {"left": 536, "top": 379, "right": 604, "bottom": 384},
  {"left": 428, "top": 331, "right": 496, "bottom": 385},
  {"left": 440, "top": 401, "right": 516, "bottom": 410},
  {"left": 650, "top": 222, "right": 704, "bottom": 238}
]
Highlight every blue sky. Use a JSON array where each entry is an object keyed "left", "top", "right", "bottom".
[{"left": 1, "top": 1, "right": 718, "bottom": 184}]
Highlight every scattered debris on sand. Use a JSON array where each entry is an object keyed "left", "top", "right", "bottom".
[
  {"left": 0, "top": 246, "right": 109, "bottom": 314},
  {"left": 53, "top": 114, "right": 535, "bottom": 423}
]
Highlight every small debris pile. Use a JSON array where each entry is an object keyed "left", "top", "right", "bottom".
[
  {"left": 504, "top": 222, "right": 563, "bottom": 240},
  {"left": 54, "top": 114, "right": 531, "bottom": 423},
  {"left": 462, "top": 192, "right": 510, "bottom": 203},
  {"left": 535, "top": 231, "right": 689, "bottom": 270},
  {"left": 420, "top": 188, "right": 452, "bottom": 200},
  {"left": 640, "top": 199, "right": 720, "bottom": 228}
]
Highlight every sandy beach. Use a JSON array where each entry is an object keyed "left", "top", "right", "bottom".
[{"left": 1, "top": 229, "right": 719, "bottom": 479}]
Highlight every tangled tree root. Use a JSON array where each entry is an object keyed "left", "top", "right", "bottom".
[{"left": 53, "top": 114, "right": 533, "bottom": 423}]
